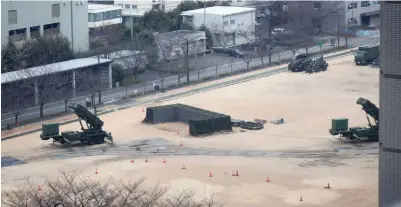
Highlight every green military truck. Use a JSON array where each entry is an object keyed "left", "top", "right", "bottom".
[{"left": 354, "top": 44, "right": 379, "bottom": 65}]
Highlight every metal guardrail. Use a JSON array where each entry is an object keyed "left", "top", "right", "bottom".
[
  {"left": 1, "top": 46, "right": 353, "bottom": 125},
  {"left": 1, "top": 48, "right": 354, "bottom": 140}
]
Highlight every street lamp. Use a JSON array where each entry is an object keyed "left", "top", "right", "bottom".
[{"left": 333, "top": 11, "right": 340, "bottom": 47}]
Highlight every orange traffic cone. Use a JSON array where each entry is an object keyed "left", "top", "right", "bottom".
[
  {"left": 141, "top": 107, "right": 145, "bottom": 112},
  {"left": 95, "top": 168, "right": 99, "bottom": 174},
  {"left": 209, "top": 172, "right": 213, "bottom": 177},
  {"left": 163, "top": 158, "right": 166, "bottom": 163},
  {"left": 131, "top": 159, "right": 134, "bottom": 163},
  {"left": 266, "top": 176, "right": 270, "bottom": 182}
]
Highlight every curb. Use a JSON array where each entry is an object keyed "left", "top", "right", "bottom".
[{"left": 1, "top": 49, "right": 354, "bottom": 141}]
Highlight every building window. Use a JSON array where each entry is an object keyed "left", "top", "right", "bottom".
[
  {"left": 348, "top": 17, "right": 358, "bottom": 24},
  {"left": 43, "top": 22, "right": 60, "bottom": 36},
  {"left": 8, "top": 28, "right": 26, "bottom": 41},
  {"left": 132, "top": 5, "right": 137, "bottom": 9},
  {"left": 348, "top": 2, "right": 357, "bottom": 10},
  {"left": 104, "top": 11, "right": 110, "bottom": 19},
  {"left": 313, "top": 2, "right": 321, "bottom": 9},
  {"left": 110, "top": 10, "right": 116, "bottom": 18},
  {"left": 96, "top": 12, "right": 103, "bottom": 21},
  {"left": 230, "top": 20, "right": 235, "bottom": 24},
  {"left": 89, "top": 13, "right": 95, "bottom": 22},
  {"left": 224, "top": 21, "right": 228, "bottom": 25},
  {"left": 125, "top": 4, "right": 130, "bottom": 9},
  {"left": 117, "top": 10, "right": 121, "bottom": 17},
  {"left": 361, "top": 1, "right": 370, "bottom": 7},
  {"left": 52, "top": 3, "right": 60, "bottom": 18},
  {"left": 8, "top": 10, "right": 17, "bottom": 25},
  {"left": 30, "top": 26, "right": 41, "bottom": 39}
]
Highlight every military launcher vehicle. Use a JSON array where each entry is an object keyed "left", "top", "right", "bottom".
[
  {"left": 40, "top": 103, "right": 113, "bottom": 147},
  {"left": 288, "top": 53, "right": 328, "bottom": 73},
  {"left": 354, "top": 44, "right": 379, "bottom": 65},
  {"left": 329, "top": 98, "right": 378, "bottom": 142}
]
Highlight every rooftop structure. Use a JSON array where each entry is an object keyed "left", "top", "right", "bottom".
[
  {"left": 88, "top": 3, "right": 122, "bottom": 28},
  {"left": 1, "top": 57, "right": 113, "bottom": 84},
  {"left": 181, "top": 6, "right": 256, "bottom": 17}
]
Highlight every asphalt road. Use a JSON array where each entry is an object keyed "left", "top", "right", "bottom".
[{"left": 1, "top": 36, "right": 377, "bottom": 125}]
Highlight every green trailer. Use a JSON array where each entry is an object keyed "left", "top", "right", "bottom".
[{"left": 354, "top": 44, "right": 379, "bottom": 65}]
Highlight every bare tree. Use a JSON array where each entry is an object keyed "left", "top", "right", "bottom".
[
  {"left": 88, "top": 23, "right": 129, "bottom": 58},
  {"left": 208, "top": 22, "right": 235, "bottom": 51},
  {"left": 75, "top": 64, "right": 104, "bottom": 116},
  {"left": 20, "top": 64, "right": 70, "bottom": 118},
  {"left": 237, "top": 25, "right": 270, "bottom": 67},
  {"left": 1, "top": 80, "right": 29, "bottom": 125},
  {"left": 117, "top": 41, "right": 148, "bottom": 80},
  {"left": 154, "top": 31, "right": 207, "bottom": 86},
  {"left": 1, "top": 171, "right": 223, "bottom": 207}
]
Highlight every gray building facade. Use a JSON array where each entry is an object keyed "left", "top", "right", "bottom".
[{"left": 379, "top": 2, "right": 401, "bottom": 207}]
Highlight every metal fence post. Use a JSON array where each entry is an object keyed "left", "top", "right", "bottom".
[{"left": 143, "top": 83, "right": 146, "bottom": 95}]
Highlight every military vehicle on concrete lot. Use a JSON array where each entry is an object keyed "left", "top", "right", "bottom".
[
  {"left": 329, "top": 98, "right": 378, "bottom": 142},
  {"left": 305, "top": 55, "right": 328, "bottom": 73},
  {"left": 288, "top": 53, "right": 310, "bottom": 72},
  {"left": 288, "top": 53, "right": 328, "bottom": 73},
  {"left": 40, "top": 103, "right": 113, "bottom": 147},
  {"left": 354, "top": 44, "right": 379, "bottom": 65}
]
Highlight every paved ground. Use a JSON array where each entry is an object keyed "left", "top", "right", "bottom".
[
  {"left": 2, "top": 55, "right": 379, "bottom": 206},
  {"left": 1, "top": 36, "right": 376, "bottom": 125}
]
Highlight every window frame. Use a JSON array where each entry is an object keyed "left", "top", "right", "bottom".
[
  {"left": 8, "top": 10, "right": 17, "bottom": 25},
  {"left": 52, "top": 3, "right": 61, "bottom": 18},
  {"left": 361, "top": 1, "right": 370, "bottom": 7}
]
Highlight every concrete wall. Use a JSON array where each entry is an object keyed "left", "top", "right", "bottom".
[
  {"left": 379, "top": 2, "right": 401, "bottom": 207},
  {"left": 287, "top": 1, "right": 346, "bottom": 33},
  {"left": 345, "top": 1, "right": 380, "bottom": 27},
  {"left": 186, "top": 10, "right": 255, "bottom": 47},
  {"left": 1, "top": 1, "right": 89, "bottom": 52}
]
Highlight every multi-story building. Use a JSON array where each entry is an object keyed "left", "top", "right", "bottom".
[
  {"left": 1, "top": 0, "right": 89, "bottom": 52},
  {"left": 88, "top": 3, "right": 122, "bottom": 30},
  {"left": 345, "top": 1, "right": 380, "bottom": 28},
  {"left": 286, "top": 1, "right": 380, "bottom": 35},
  {"left": 379, "top": 2, "right": 401, "bottom": 207},
  {"left": 114, "top": 0, "right": 184, "bottom": 28},
  {"left": 181, "top": 6, "right": 256, "bottom": 47},
  {"left": 154, "top": 30, "right": 206, "bottom": 61}
]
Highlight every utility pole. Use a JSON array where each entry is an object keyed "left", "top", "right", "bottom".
[
  {"left": 203, "top": 0, "right": 206, "bottom": 26},
  {"left": 268, "top": 14, "right": 272, "bottom": 65},
  {"left": 185, "top": 39, "right": 190, "bottom": 83},
  {"left": 333, "top": 11, "right": 340, "bottom": 47}
]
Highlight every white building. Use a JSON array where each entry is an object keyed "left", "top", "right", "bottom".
[
  {"left": 114, "top": 0, "right": 184, "bottom": 28},
  {"left": 154, "top": 30, "right": 206, "bottom": 61},
  {"left": 1, "top": 0, "right": 89, "bottom": 52},
  {"left": 181, "top": 6, "right": 256, "bottom": 47},
  {"left": 88, "top": 4, "right": 122, "bottom": 29},
  {"left": 345, "top": 1, "right": 380, "bottom": 28}
]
